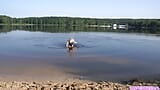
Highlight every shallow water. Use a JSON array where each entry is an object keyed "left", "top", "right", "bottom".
[{"left": 0, "top": 30, "right": 160, "bottom": 81}]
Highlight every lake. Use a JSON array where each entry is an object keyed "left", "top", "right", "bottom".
[{"left": 0, "top": 28, "right": 160, "bottom": 82}]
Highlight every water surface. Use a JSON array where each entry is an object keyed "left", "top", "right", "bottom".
[{"left": 0, "top": 30, "right": 160, "bottom": 81}]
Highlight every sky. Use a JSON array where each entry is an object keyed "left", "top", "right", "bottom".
[{"left": 0, "top": 0, "right": 160, "bottom": 18}]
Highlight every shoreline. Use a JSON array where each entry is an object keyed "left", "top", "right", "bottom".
[
  {"left": 0, "top": 78, "right": 159, "bottom": 90},
  {"left": 0, "top": 79, "right": 128, "bottom": 90}
]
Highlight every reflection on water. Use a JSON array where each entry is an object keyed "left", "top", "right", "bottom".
[
  {"left": 67, "top": 48, "right": 77, "bottom": 57},
  {"left": 2, "top": 25, "right": 160, "bottom": 34},
  {"left": 0, "top": 25, "right": 111, "bottom": 33},
  {"left": 0, "top": 26, "right": 160, "bottom": 82}
]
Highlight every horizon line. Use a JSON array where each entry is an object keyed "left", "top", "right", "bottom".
[{"left": 1, "top": 14, "right": 160, "bottom": 19}]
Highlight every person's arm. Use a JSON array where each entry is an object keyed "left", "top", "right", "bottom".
[
  {"left": 66, "top": 42, "right": 69, "bottom": 47},
  {"left": 73, "top": 39, "right": 77, "bottom": 43},
  {"left": 74, "top": 41, "right": 78, "bottom": 43}
]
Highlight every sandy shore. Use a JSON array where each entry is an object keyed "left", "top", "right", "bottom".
[
  {"left": 0, "top": 78, "right": 159, "bottom": 90},
  {"left": 0, "top": 79, "right": 129, "bottom": 90}
]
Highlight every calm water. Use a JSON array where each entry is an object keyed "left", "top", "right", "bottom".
[{"left": 0, "top": 29, "right": 160, "bottom": 81}]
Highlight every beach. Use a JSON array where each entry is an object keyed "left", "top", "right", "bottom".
[
  {"left": 0, "top": 79, "right": 129, "bottom": 90},
  {"left": 0, "top": 78, "right": 160, "bottom": 90}
]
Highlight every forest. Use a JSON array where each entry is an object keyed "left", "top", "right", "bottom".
[{"left": 0, "top": 15, "right": 160, "bottom": 33}]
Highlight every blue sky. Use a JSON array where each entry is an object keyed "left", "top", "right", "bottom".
[{"left": 0, "top": 0, "right": 160, "bottom": 18}]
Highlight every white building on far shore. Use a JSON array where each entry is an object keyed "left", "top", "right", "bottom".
[
  {"left": 112, "top": 24, "right": 128, "bottom": 30},
  {"left": 113, "top": 24, "right": 117, "bottom": 29}
]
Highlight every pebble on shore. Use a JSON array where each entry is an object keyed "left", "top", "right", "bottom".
[
  {"left": 0, "top": 79, "right": 159, "bottom": 90},
  {"left": 0, "top": 80, "right": 129, "bottom": 90}
]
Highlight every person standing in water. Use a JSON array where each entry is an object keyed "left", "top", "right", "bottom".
[{"left": 66, "top": 38, "right": 77, "bottom": 48}]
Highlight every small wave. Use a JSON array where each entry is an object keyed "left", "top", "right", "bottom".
[
  {"left": 47, "top": 46, "right": 64, "bottom": 49},
  {"left": 34, "top": 44, "right": 46, "bottom": 47},
  {"left": 33, "top": 42, "right": 97, "bottom": 50}
]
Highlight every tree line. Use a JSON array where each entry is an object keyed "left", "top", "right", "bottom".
[
  {"left": 0, "top": 15, "right": 160, "bottom": 26},
  {"left": 0, "top": 15, "right": 160, "bottom": 33}
]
